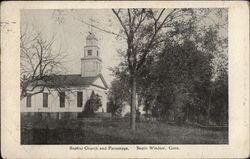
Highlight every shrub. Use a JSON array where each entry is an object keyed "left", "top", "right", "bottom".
[{"left": 82, "top": 91, "right": 102, "bottom": 117}]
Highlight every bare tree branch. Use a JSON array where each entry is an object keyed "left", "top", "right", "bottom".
[
  {"left": 20, "top": 29, "right": 66, "bottom": 99},
  {"left": 112, "top": 9, "right": 129, "bottom": 37},
  {"left": 136, "top": 9, "right": 177, "bottom": 70}
]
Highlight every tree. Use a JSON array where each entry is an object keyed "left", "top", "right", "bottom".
[
  {"left": 112, "top": 8, "right": 197, "bottom": 130},
  {"left": 107, "top": 78, "right": 130, "bottom": 116},
  {"left": 209, "top": 64, "right": 228, "bottom": 126},
  {"left": 20, "top": 27, "right": 66, "bottom": 99},
  {"left": 111, "top": 8, "right": 228, "bottom": 127},
  {"left": 158, "top": 40, "right": 213, "bottom": 122},
  {"left": 107, "top": 99, "right": 119, "bottom": 116},
  {"left": 83, "top": 91, "right": 102, "bottom": 116}
]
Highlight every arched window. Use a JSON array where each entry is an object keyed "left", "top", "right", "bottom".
[{"left": 97, "top": 50, "right": 99, "bottom": 56}]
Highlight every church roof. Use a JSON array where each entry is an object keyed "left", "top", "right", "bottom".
[{"left": 37, "top": 74, "right": 108, "bottom": 90}]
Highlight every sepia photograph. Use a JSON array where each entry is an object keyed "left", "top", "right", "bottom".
[
  {"left": 1, "top": 1, "right": 249, "bottom": 158},
  {"left": 19, "top": 8, "right": 229, "bottom": 145}
]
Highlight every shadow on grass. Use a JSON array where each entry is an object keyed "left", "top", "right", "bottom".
[
  {"left": 21, "top": 118, "right": 228, "bottom": 144},
  {"left": 21, "top": 128, "right": 147, "bottom": 144}
]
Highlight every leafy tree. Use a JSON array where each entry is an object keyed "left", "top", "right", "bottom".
[
  {"left": 83, "top": 91, "right": 102, "bottom": 116},
  {"left": 112, "top": 8, "right": 198, "bottom": 130},
  {"left": 152, "top": 39, "right": 213, "bottom": 122},
  {"left": 107, "top": 99, "right": 119, "bottom": 116},
  {"left": 112, "top": 31, "right": 227, "bottom": 125},
  {"left": 107, "top": 78, "right": 130, "bottom": 116},
  {"left": 209, "top": 68, "right": 228, "bottom": 126},
  {"left": 110, "top": 8, "right": 228, "bottom": 126}
]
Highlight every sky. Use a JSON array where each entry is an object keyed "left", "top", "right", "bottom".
[
  {"left": 21, "top": 9, "right": 126, "bottom": 85},
  {"left": 21, "top": 9, "right": 228, "bottom": 85}
]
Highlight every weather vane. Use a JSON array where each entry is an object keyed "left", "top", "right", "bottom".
[{"left": 89, "top": 17, "right": 96, "bottom": 33}]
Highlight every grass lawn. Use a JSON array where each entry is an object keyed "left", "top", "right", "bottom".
[{"left": 21, "top": 117, "right": 228, "bottom": 144}]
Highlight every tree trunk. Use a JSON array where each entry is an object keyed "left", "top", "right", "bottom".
[
  {"left": 130, "top": 77, "right": 136, "bottom": 130},
  {"left": 206, "top": 88, "right": 212, "bottom": 126}
]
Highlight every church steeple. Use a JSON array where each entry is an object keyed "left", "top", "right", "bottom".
[
  {"left": 86, "top": 32, "right": 98, "bottom": 46},
  {"left": 81, "top": 32, "right": 102, "bottom": 77}
]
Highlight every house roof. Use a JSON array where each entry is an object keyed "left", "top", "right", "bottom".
[{"left": 37, "top": 74, "right": 108, "bottom": 90}]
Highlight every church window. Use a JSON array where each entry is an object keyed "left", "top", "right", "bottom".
[
  {"left": 97, "top": 51, "right": 99, "bottom": 56},
  {"left": 77, "top": 92, "right": 83, "bottom": 107},
  {"left": 43, "top": 93, "right": 48, "bottom": 108},
  {"left": 26, "top": 94, "right": 31, "bottom": 107},
  {"left": 87, "top": 50, "right": 92, "bottom": 56},
  {"left": 59, "top": 92, "right": 65, "bottom": 108}
]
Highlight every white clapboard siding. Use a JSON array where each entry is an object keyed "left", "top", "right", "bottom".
[{"left": 21, "top": 85, "right": 107, "bottom": 113}]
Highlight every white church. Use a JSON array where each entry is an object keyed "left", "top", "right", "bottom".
[{"left": 21, "top": 32, "right": 109, "bottom": 119}]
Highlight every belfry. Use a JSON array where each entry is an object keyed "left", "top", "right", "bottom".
[{"left": 81, "top": 32, "right": 102, "bottom": 77}]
